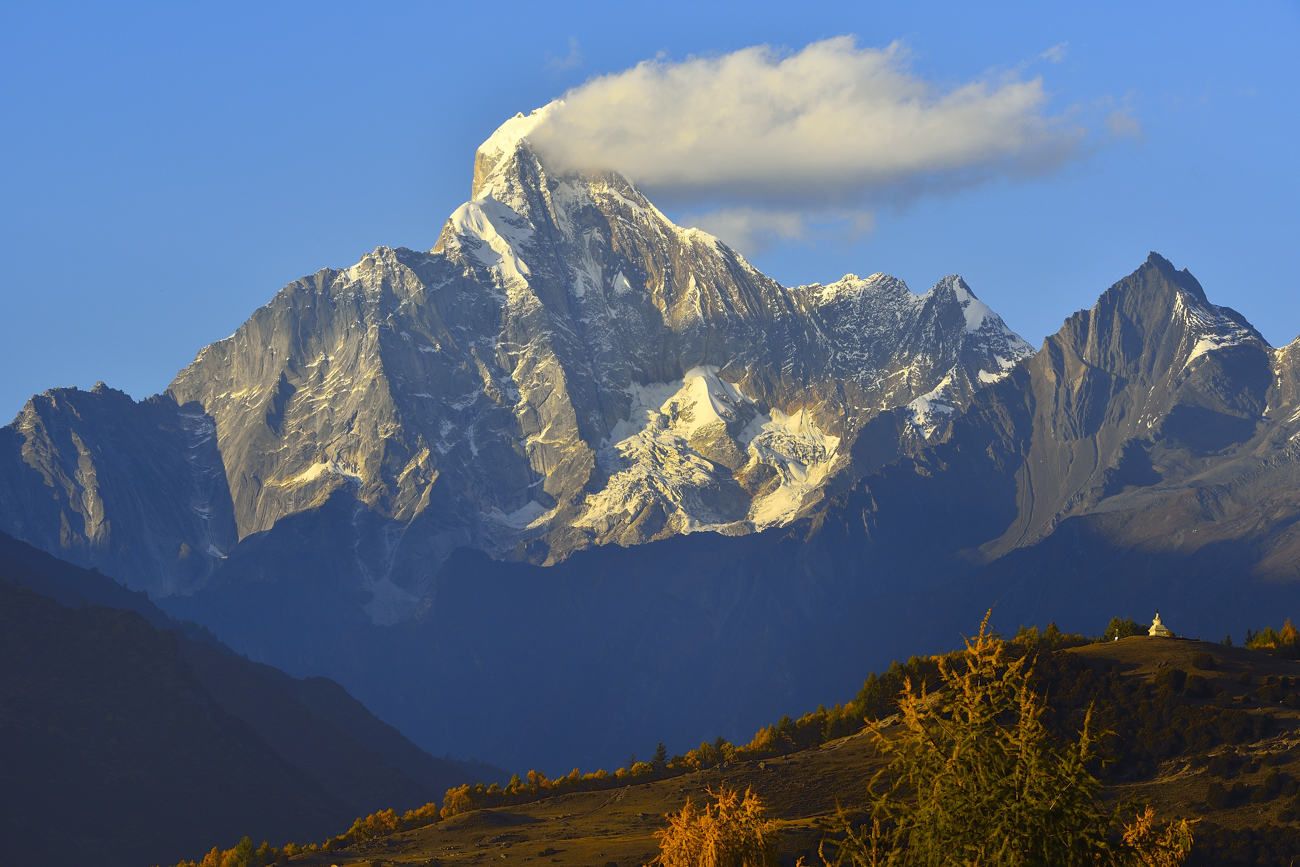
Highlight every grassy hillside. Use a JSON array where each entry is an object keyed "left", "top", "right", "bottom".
[{"left": 238, "top": 632, "right": 1300, "bottom": 867}]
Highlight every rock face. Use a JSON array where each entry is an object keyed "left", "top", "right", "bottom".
[
  {"left": 0, "top": 109, "right": 1030, "bottom": 611},
  {"left": 823, "top": 252, "right": 1300, "bottom": 607},
  {"left": 0, "top": 384, "right": 237, "bottom": 597},
  {"left": 990, "top": 254, "right": 1274, "bottom": 555}
]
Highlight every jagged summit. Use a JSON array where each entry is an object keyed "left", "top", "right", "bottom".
[
  {"left": 0, "top": 109, "right": 1033, "bottom": 616},
  {"left": 471, "top": 106, "right": 553, "bottom": 199},
  {"left": 3, "top": 132, "right": 1294, "bottom": 777},
  {"left": 1143, "top": 250, "right": 1210, "bottom": 304}
]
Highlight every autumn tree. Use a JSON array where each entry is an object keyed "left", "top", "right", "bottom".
[
  {"left": 652, "top": 785, "right": 777, "bottom": 867},
  {"left": 819, "top": 614, "right": 1195, "bottom": 867}
]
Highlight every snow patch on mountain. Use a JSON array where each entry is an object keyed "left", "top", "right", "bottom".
[
  {"left": 581, "top": 368, "right": 750, "bottom": 533},
  {"left": 479, "top": 108, "right": 553, "bottom": 165},
  {"left": 485, "top": 499, "right": 555, "bottom": 530},
  {"left": 1175, "top": 290, "right": 1263, "bottom": 370},
  {"left": 907, "top": 374, "right": 958, "bottom": 438},
  {"left": 447, "top": 195, "right": 534, "bottom": 288},
  {"left": 277, "top": 460, "right": 363, "bottom": 487},
  {"left": 742, "top": 407, "right": 841, "bottom": 528},
  {"left": 977, "top": 355, "right": 1020, "bottom": 383},
  {"left": 948, "top": 276, "right": 994, "bottom": 333}
]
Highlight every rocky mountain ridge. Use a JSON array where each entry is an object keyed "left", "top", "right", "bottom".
[
  {"left": 3, "top": 110, "right": 1296, "bottom": 774},
  {"left": 0, "top": 109, "right": 1030, "bottom": 616},
  {"left": 147, "top": 254, "right": 1300, "bottom": 774}
]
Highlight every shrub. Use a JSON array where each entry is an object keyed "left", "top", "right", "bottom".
[
  {"left": 1183, "top": 674, "right": 1211, "bottom": 698},
  {"left": 651, "top": 786, "right": 777, "bottom": 867},
  {"left": 1154, "top": 668, "right": 1187, "bottom": 693},
  {"left": 1249, "top": 770, "right": 1291, "bottom": 803},
  {"left": 1256, "top": 683, "right": 1283, "bottom": 703},
  {"left": 1205, "top": 780, "right": 1229, "bottom": 810},
  {"left": 1207, "top": 752, "right": 1241, "bottom": 778},
  {"left": 1191, "top": 652, "right": 1216, "bottom": 671}
]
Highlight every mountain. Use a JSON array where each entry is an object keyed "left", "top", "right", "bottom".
[
  {"left": 815, "top": 252, "right": 1300, "bottom": 628},
  {"left": 152, "top": 254, "right": 1300, "bottom": 773},
  {"left": 0, "top": 531, "right": 497, "bottom": 866},
  {"left": 1, "top": 107, "right": 1297, "bottom": 775},
  {"left": 0, "top": 110, "right": 1030, "bottom": 621}
]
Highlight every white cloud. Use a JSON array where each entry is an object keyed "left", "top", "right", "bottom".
[
  {"left": 1106, "top": 106, "right": 1142, "bottom": 140},
  {"left": 527, "top": 36, "right": 1085, "bottom": 212},
  {"left": 679, "top": 207, "right": 874, "bottom": 257},
  {"left": 1040, "top": 43, "right": 1068, "bottom": 64},
  {"left": 679, "top": 208, "right": 808, "bottom": 255},
  {"left": 546, "top": 37, "right": 582, "bottom": 71}
]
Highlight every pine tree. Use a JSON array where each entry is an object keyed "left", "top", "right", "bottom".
[
  {"left": 652, "top": 742, "right": 669, "bottom": 771},
  {"left": 819, "top": 613, "right": 1195, "bottom": 867}
]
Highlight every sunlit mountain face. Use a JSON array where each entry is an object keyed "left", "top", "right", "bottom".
[{"left": 2, "top": 113, "right": 1297, "bottom": 773}]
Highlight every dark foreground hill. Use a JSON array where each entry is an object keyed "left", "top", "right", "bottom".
[
  {"left": 0, "top": 533, "right": 499, "bottom": 867},
  {"left": 0, "top": 579, "right": 345, "bottom": 866}
]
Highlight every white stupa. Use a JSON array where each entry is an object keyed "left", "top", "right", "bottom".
[{"left": 1148, "top": 611, "right": 1173, "bottom": 638}]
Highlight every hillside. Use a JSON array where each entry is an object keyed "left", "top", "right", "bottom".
[
  {"left": 199, "top": 634, "right": 1300, "bottom": 867},
  {"left": 0, "top": 579, "right": 347, "bottom": 867},
  {"left": 0, "top": 533, "right": 499, "bottom": 866}
]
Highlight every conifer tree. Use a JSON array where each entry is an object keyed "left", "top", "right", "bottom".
[{"left": 819, "top": 613, "right": 1195, "bottom": 867}]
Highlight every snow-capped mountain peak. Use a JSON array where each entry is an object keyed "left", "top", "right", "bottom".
[{"left": 0, "top": 107, "right": 1037, "bottom": 614}]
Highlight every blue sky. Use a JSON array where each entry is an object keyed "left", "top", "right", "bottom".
[{"left": 2, "top": 1, "right": 1297, "bottom": 421}]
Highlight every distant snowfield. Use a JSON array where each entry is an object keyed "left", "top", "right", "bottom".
[
  {"left": 743, "top": 405, "right": 841, "bottom": 527},
  {"left": 580, "top": 366, "right": 840, "bottom": 534}
]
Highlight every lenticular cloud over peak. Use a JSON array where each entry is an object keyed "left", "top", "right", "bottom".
[{"left": 525, "top": 36, "right": 1085, "bottom": 211}]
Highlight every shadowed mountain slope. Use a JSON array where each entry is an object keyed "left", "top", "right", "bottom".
[
  {"left": 0, "top": 532, "right": 497, "bottom": 866},
  {"left": 0, "top": 579, "right": 346, "bottom": 867}
]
